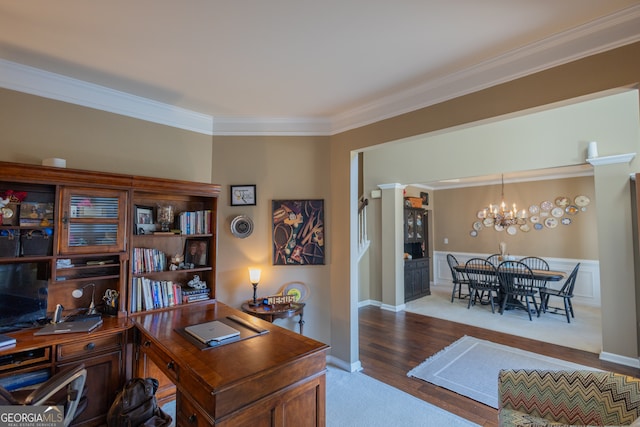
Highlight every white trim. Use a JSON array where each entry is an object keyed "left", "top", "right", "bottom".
[
  {"left": 0, "top": 5, "right": 638, "bottom": 136},
  {"left": 599, "top": 352, "right": 640, "bottom": 369},
  {"left": 381, "top": 303, "right": 406, "bottom": 312},
  {"left": 586, "top": 153, "right": 636, "bottom": 166},
  {"left": 0, "top": 59, "right": 214, "bottom": 135},
  {"left": 327, "top": 355, "right": 363, "bottom": 373}
]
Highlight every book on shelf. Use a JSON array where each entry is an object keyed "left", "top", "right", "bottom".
[
  {"left": 178, "top": 210, "right": 212, "bottom": 235},
  {"left": 131, "top": 277, "right": 185, "bottom": 312}
]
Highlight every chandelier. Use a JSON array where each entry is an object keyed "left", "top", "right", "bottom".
[{"left": 483, "top": 174, "right": 527, "bottom": 227}]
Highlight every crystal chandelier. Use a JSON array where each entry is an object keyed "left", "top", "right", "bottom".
[{"left": 483, "top": 174, "right": 527, "bottom": 227}]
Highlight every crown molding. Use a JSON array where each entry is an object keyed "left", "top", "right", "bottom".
[
  {"left": 0, "top": 58, "right": 214, "bottom": 135},
  {"left": 0, "top": 4, "right": 638, "bottom": 136},
  {"left": 330, "top": 4, "right": 640, "bottom": 134}
]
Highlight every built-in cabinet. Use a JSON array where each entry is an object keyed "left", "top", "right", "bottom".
[{"left": 404, "top": 207, "right": 430, "bottom": 302}]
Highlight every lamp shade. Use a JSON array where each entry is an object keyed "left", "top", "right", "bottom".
[{"left": 248, "top": 268, "right": 261, "bottom": 284}]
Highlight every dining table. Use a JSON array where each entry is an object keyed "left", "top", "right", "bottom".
[{"left": 453, "top": 262, "right": 566, "bottom": 311}]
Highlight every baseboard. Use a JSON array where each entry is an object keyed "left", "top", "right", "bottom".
[
  {"left": 327, "top": 355, "right": 362, "bottom": 372},
  {"left": 599, "top": 351, "right": 640, "bottom": 368},
  {"left": 358, "top": 299, "right": 381, "bottom": 308},
  {"left": 381, "top": 303, "right": 406, "bottom": 312}
]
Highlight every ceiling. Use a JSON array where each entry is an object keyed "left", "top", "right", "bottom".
[{"left": 1, "top": 1, "right": 639, "bottom": 135}]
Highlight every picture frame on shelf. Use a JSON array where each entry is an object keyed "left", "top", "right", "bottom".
[
  {"left": 135, "top": 205, "right": 156, "bottom": 235},
  {"left": 230, "top": 185, "right": 256, "bottom": 206},
  {"left": 184, "top": 238, "right": 209, "bottom": 267}
]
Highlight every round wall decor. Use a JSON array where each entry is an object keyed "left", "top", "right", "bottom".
[{"left": 230, "top": 215, "right": 254, "bottom": 238}]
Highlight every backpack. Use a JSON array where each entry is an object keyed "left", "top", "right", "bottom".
[{"left": 107, "top": 377, "right": 172, "bottom": 427}]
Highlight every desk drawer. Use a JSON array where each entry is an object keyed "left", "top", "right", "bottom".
[
  {"left": 57, "top": 333, "right": 123, "bottom": 361},
  {"left": 138, "top": 335, "right": 178, "bottom": 382},
  {"left": 177, "top": 391, "right": 213, "bottom": 427}
]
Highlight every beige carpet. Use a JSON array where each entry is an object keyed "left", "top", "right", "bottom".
[{"left": 405, "top": 284, "right": 602, "bottom": 353}]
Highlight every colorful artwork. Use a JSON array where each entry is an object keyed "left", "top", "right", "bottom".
[{"left": 272, "top": 200, "right": 324, "bottom": 265}]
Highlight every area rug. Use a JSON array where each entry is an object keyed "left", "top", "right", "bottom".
[
  {"left": 407, "top": 335, "right": 599, "bottom": 409},
  {"left": 327, "top": 365, "right": 478, "bottom": 426}
]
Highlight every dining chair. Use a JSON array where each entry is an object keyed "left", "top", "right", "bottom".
[
  {"left": 486, "top": 253, "right": 501, "bottom": 266},
  {"left": 520, "top": 256, "right": 550, "bottom": 304},
  {"left": 496, "top": 261, "right": 539, "bottom": 321},
  {"left": 446, "top": 254, "right": 470, "bottom": 302},
  {"left": 464, "top": 258, "right": 500, "bottom": 313},
  {"left": 538, "top": 263, "right": 580, "bottom": 323}
]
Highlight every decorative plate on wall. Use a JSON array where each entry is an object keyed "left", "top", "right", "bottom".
[
  {"left": 574, "top": 195, "right": 591, "bottom": 207},
  {"left": 540, "top": 200, "right": 553, "bottom": 211},
  {"left": 230, "top": 215, "right": 254, "bottom": 238},
  {"left": 555, "top": 196, "right": 570, "bottom": 207}
]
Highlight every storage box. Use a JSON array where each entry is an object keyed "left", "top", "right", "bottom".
[
  {"left": 20, "top": 230, "right": 53, "bottom": 256},
  {"left": 0, "top": 232, "right": 19, "bottom": 258},
  {"left": 405, "top": 197, "right": 422, "bottom": 208}
]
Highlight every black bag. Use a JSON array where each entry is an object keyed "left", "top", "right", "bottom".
[{"left": 107, "top": 377, "right": 172, "bottom": 427}]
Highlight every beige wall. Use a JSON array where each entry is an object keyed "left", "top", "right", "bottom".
[
  {"left": 332, "top": 42, "right": 640, "bottom": 367},
  {"left": 2, "top": 41, "right": 640, "bottom": 369},
  {"left": 0, "top": 88, "right": 212, "bottom": 183},
  {"left": 432, "top": 177, "right": 598, "bottom": 259},
  {"left": 211, "top": 136, "right": 332, "bottom": 344}
]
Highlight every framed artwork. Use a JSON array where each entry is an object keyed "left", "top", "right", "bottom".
[
  {"left": 272, "top": 199, "right": 324, "bottom": 265},
  {"left": 184, "top": 238, "right": 209, "bottom": 266},
  {"left": 230, "top": 185, "right": 256, "bottom": 206},
  {"left": 420, "top": 192, "right": 429, "bottom": 206},
  {"left": 135, "top": 205, "right": 156, "bottom": 235}
]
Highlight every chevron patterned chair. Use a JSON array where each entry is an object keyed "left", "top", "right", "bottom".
[{"left": 498, "top": 369, "right": 640, "bottom": 426}]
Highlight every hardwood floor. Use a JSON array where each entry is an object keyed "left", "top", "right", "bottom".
[{"left": 358, "top": 305, "right": 640, "bottom": 427}]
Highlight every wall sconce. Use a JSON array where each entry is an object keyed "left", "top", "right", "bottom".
[
  {"left": 248, "top": 268, "right": 262, "bottom": 306},
  {"left": 72, "top": 283, "right": 97, "bottom": 315}
]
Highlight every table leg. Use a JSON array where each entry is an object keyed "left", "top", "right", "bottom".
[{"left": 298, "top": 311, "right": 305, "bottom": 335}]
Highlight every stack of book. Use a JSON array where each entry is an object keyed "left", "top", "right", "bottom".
[
  {"left": 178, "top": 210, "right": 212, "bottom": 235},
  {"left": 132, "top": 248, "right": 167, "bottom": 274},
  {"left": 181, "top": 286, "right": 210, "bottom": 303}
]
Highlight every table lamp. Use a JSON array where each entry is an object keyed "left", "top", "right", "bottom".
[
  {"left": 248, "top": 268, "right": 262, "bottom": 306},
  {"left": 72, "top": 283, "right": 97, "bottom": 315}
]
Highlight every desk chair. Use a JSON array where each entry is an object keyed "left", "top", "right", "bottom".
[
  {"left": 446, "top": 254, "right": 470, "bottom": 302},
  {"left": 539, "top": 263, "right": 580, "bottom": 323},
  {"left": 0, "top": 363, "right": 87, "bottom": 427}
]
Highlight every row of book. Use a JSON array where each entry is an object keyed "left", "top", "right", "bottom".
[
  {"left": 179, "top": 210, "right": 212, "bottom": 235},
  {"left": 132, "top": 247, "right": 167, "bottom": 274},
  {"left": 131, "top": 277, "right": 210, "bottom": 312}
]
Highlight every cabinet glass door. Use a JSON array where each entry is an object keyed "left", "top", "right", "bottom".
[
  {"left": 406, "top": 210, "right": 415, "bottom": 240},
  {"left": 59, "top": 187, "right": 127, "bottom": 254}
]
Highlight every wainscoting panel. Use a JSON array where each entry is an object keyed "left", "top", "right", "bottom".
[{"left": 433, "top": 251, "right": 600, "bottom": 307}]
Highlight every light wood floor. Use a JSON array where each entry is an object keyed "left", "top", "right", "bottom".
[{"left": 358, "top": 305, "right": 640, "bottom": 427}]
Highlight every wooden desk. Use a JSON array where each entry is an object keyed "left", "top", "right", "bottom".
[
  {"left": 241, "top": 302, "right": 305, "bottom": 335},
  {"left": 132, "top": 302, "right": 328, "bottom": 426}
]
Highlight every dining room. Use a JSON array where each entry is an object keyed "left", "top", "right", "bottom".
[{"left": 358, "top": 88, "right": 639, "bottom": 365}]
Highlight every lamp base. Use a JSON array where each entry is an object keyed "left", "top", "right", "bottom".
[{"left": 248, "top": 299, "right": 263, "bottom": 307}]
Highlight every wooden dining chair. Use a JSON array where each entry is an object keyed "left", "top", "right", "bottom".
[
  {"left": 539, "top": 263, "right": 580, "bottom": 323},
  {"left": 486, "top": 253, "right": 501, "bottom": 266},
  {"left": 496, "top": 261, "right": 539, "bottom": 321},
  {"left": 464, "top": 258, "right": 500, "bottom": 313},
  {"left": 520, "top": 256, "right": 550, "bottom": 304},
  {"left": 446, "top": 254, "right": 470, "bottom": 302}
]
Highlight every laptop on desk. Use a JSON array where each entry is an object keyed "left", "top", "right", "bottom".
[
  {"left": 185, "top": 320, "right": 240, "bottom": 345},
  {"left": 34, "top": 317, "right": 103, "bottom": 336}
]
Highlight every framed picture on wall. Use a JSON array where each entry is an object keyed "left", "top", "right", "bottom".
[
  {"left": 420, "top": 192, "right": 429, "bottom": 207},
  {"left": 230, "top": 185, "right": 256, "bottom": 206},
  {"left": 272, "top": 199, "right": 324, "bottom": 265}
]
